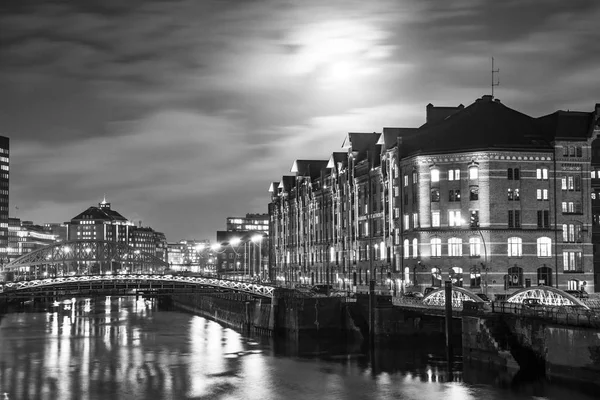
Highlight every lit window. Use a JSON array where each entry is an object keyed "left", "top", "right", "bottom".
[
  {"left": 469, "top": 237, "right": 481, "bottom": 257},
  {"left": 404, "top": 174, "right": 409, "bottom": 187},
  {"left": 448, "top": 169, "right": 460, "bottom": 181},
  {"left": 537, "top": 237, "right": 552, "bottom": 257},
  {"left": 448, "top": 238, "right": 462, "bottom": 257},
  {"left": 412, "top": 239, "right": 418, "bottom": 259},
  {"left": 403, "top": 214, "right": 410, "bottom": 230},
  {"left": 431, "top": 211, "right": 440, "bottom": 227},
  {"left": 412, "top": 213, "right": 419, "bottom": 228},
  {"left": 431, "top": 238, "right": 441, "bottom": 257},
  {"left": 403, "top": 239, "right": 409, "bottom": 259},
  {"left": 449, "top": 210, "right": 462, "bottom": 226},
  {"left": 469, "top": 166, "right": 478, "bottom": 180},
  {"left": 431, "top": 168, "right": 440, "bottom": 183},
  {"left": 507, "top": 237, "right": 522, "bottom": 257}
]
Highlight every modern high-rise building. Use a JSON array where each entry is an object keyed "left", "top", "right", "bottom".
[
  {"left": 269, "top": 96, "right": 600, "bottom": 297},
  {"left": 0, "top": 136, "right": 9, "bottom": 258}
]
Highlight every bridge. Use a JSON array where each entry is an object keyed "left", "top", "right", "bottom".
[
  {"left": 0, "top": 274, "right": 275, "bottom": 299},
  {"left": 0, "top": 240, "right": 276, "bottom": 299}
]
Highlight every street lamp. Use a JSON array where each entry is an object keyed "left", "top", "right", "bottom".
[{"left": 251, "top": 234, "right": 263, "bottom": 281}]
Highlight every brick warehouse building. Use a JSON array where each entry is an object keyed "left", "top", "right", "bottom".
[{"left": 268, "top": 95, "right": 600, "bottom": 298}]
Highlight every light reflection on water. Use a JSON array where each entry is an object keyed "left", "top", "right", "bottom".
[{"left": 0, "top": 296, "right": 596, "bottom": 400}]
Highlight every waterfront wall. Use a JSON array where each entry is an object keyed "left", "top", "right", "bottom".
[
  {"left": 172, "top": 292, "right": 275, "bottom": 334},
  {"left": 462, "top": 314, "right": 600, "bottom": 388},
  {"left": 173, "top": 289, "right": 363, "bottom": 337}
]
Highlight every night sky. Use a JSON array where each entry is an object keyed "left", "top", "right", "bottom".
[{"left": 1, "top": 0, "right": 599, "bottom": 242}]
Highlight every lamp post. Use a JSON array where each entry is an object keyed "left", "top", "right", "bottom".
[{"left": 251, "top": 234, "right": 263, "bottom": 282}]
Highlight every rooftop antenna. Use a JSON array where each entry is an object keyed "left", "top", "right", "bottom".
[{"left": 491, "top": 57, "right": 499, "bottom": 98}]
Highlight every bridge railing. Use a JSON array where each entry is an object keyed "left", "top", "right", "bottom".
[{"left": 491, "top": 301, "right": 600, "bottom": 328}]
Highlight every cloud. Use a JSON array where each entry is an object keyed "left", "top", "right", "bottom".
[{"left": 3, "top": 0, "right": 600, "bottom": 240}]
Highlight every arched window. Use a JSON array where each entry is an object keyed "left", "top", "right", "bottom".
[
  {"left": 403, "top": 239, "right": 409, "bottom": 259},
  {"left": 507, "top": 237, "right": 522, "bottom": 257},
  {"left": 567, "top": 279, "right": 579, "bottom": 291},
  {"left": 470, "top": 266, "right": 481, "bottom": 288},
  {"left": 431, "top": 238, "right": 441, "bottom": 257},
  {"left": 450, "top": 267, "right": 463, "bottom": 287},
  {"left": 448, "top": 237, "right": 462, "bottom": 257},
  {"left": 412, "top": 238, "right": 418, "bottom": 259},
  {"left": 537, "top": 266, "right": 552, "bottom": 286},
  {"left": 507, "top": 265, "right": 523, "bottom": 288},
  {"left": 431, "top": 267, "right": 442, "bottom": 287},
  {"left": 537, "top": 237, "right": 552, "bottom": 257}
]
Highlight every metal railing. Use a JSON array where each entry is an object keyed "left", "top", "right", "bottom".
[{"left": 491, "top": 301, "right": 600, "bottom": 328}]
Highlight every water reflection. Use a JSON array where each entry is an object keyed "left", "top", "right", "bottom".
[{"left": 0, "top": 296, "right": 596, "bottom": 400}]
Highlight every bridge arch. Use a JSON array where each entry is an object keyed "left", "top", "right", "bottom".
[
  {"left": 506, "top": 286, "right": 589, "bottom": 309},
  {"left": 422, "top": 286, "right": 484, "bottom": 308},
  {"left": 3, "top": 240, "right": 168, "bottom": 279}
]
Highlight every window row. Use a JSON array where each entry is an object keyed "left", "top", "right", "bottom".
[
  {"left": 561, "top": 201, "right": 582, "bottom": 214},
  {"left": 561, "top": 176, "right": 581, "bottom": 191},
  {"left": 563, "top": 146, "right": 582, "bottom": 158},
  {"left": 427, "top": 266, "right": 554, "bottom": 288},
  {"left": 430, "top": 210, "right": 479, "bottom": 228},
  {"left": 430, "top": 165, "right": 479, "bottom": 183},
  {"left": 431, "top": 187, "right": 478, "bottom": 202},
  {"left": 417, "top": 236, "right": 553, "bottom": 258}
]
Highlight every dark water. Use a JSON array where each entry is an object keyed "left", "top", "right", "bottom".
[{"left": 0, "top": 296, "right": 595, "bottom": 400}]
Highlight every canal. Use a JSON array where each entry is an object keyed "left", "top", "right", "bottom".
[{"left": 0, "top": 296, "right": 595, "bottom": 400}]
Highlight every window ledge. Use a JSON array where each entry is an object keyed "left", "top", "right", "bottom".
[{"left": 562, "top": 270, "right": 585, "bottom": 274}]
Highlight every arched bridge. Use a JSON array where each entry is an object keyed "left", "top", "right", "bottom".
[
  {"left": 422, "top": 286, "right": 485, "bottom": 308},
  {"left": 1, "top": 240, "right": 276, "bottom": 299},
  {"left": 0, "top": 274, "right": 275, "bottom": 299},
  {"left": 3, "top": 240, "right": 169, "bottom": 278},
  {"left": 506, "top": 286, "right": 589, "bottom": 309}
]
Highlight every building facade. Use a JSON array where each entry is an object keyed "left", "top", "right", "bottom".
[
  {"left": 67, "top": 199, "right": 134, "bottom": 243},
  {"left": 215, "top": 213, "right": 269, "bottom": 281},
  {"left": 0, "top": 136, "right": 9, "bottom": 258},
  {"left": 8, "top": 218, "right": 58, "bottom": 260},
  {"left": 269, "top": 96, "right": 600, "bottom": 297},
  {"left": 66, "top": 198, "right": 167, "bottom": 263}
]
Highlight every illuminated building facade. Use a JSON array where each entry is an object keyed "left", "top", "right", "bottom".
[
  {"left": 215, "top": 213, "right": 269, "bottom": 280},
  {"left": 269, "top": 96, "right": 600, "bottom": 297},
  {"left": 167, "top": 239, "right": 211, "bottom": 272},
  {"left": 226, "top": 213, "right": 269, "bottom": 233},
  {"left": 7, "top": 218, "right": 58, "bottom": 259},
  {"left": 0, "top": 136, "right": 8, "bottom": 258},
  {"left": 67, "top": 198, "right": 134, "bottom": 243}
]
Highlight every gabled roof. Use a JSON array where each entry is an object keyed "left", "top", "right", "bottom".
[
  {"left": 326, "top": 152, "right": 347, "bottom": 170},
  {"left": 291, "top": 160, "right": 329, "bottom": 179},
  {"left": 537, "top": 110, "right": 595, "bottom": 140},
  {"left": 402, "top": 95, "right": 547, "bottom": 156},
  {"left": 379, "top": 128, "right": 418, "bottom": 151},
  {"left": 278, "top": 175, "right": 296, "bottom": 192}
]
